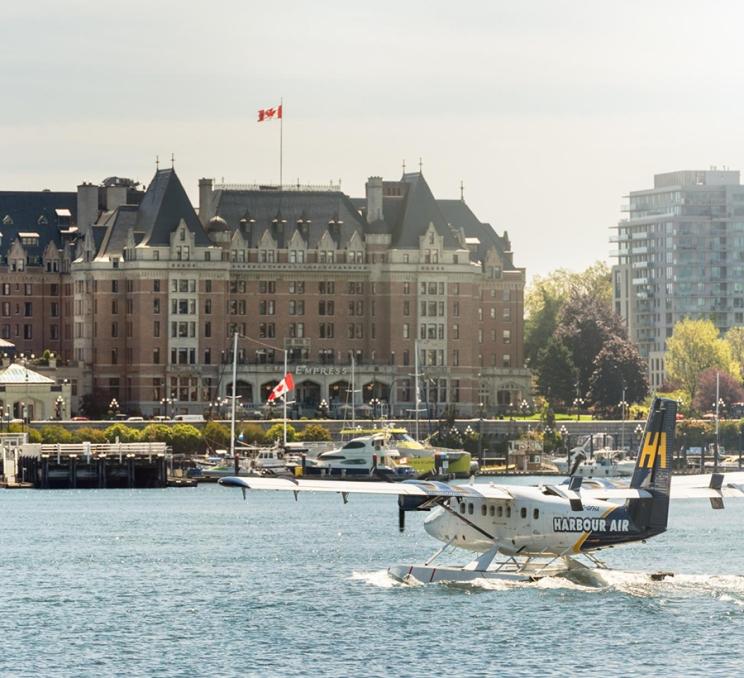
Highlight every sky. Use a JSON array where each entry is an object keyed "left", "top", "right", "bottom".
[{"left": 3, "top": 0, "right": 744, "bottom": 280}]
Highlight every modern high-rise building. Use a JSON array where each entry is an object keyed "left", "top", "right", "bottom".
[
  {"left": 0, "top": 168, "right": 530, "bottom": 418},
  {"left": 612, "top": 168, "right": 744, "bottom": 388}
]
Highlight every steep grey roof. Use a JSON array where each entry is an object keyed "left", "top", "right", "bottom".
[
  {"left": 0, "top": 190, "right": 77, "bottom": 258},
  {"left": 210, "top": 189, "right": 367, "bottom": 248},
  {"left": 390, "top": 173, "right": 460, "bottom": 249},
  {"left": 437, "top": 199, "right": 516, "bottom": 270},
  {"left": 96, "top": 206, "right": 139, "bottom": 258},
  {"left": 136, "top": 169, "right": 210, "bottom": 247}
]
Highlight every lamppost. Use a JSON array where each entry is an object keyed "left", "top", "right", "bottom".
[
  {"left": 634, "top": 423, "right": 643, "bottom": 453},
  {"left": 714, "top": 395, "right": 725, "bottom": 473},
  {"left": 477, "top": 401, "right": 485, "bottom": 467},
  {"left": 160, "top": 396, "right": 176, "bottom": 419},
  {"left": 618, "top": 388, "right": 628, "bottom": 450},
  {"left": 109, "top": 398, "right": 119, "bottom": 419},
  {"left": 573, "top": 397, "right": 585, "bottom": 421},
  {"left": 519, "top": 399, "right": 529, "bottom": 418},
  {"left": 370, "top": 397, "right": 381, "bottom": 421},
  {"left": 318, "top": 398, "right": 329, "bottom": 419},
  {"left": 55, "top": 396, "right": 65, "bottom": 420},
  {"left": 543, "top": 425, "right": 552, "bottom": 456},
  {"left": 560, "top": 424, "right": 568, "bottom": 454}
]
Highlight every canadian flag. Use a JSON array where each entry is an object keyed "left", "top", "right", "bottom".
[
  {"left": 258, "top": 104, "right": 282, "bottom": 122},
  {"left": 268, "top": 373, "right": 294, "bottom": 402}
]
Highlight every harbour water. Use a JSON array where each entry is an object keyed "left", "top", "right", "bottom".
[{"left": 3, "top": 478, "right": 744, "bottom": 677}]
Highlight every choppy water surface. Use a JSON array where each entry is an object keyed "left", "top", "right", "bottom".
[{"left": 2, "top": 478, "right": 744, "bottom": 677}]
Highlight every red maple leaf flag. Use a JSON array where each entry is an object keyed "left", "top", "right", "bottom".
[
  {"left": 258, "top": 104, "right": 283, "bottom": 122},
  {"left": 267, "top": 372, "right": 295, "bottom": 402}
]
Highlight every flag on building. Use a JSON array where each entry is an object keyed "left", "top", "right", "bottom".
[
  {"left": 258, "top": 104, "right": 283, "bottom": 122},
  {"left": 268, "top": 373, "right": 294, "bottom": 401}
]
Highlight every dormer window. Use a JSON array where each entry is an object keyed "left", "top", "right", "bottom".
[
  {"left": 19, "top": 232, "right": 39, "bottom": 247},
  {"left": 180, "top": 229, "right": 186, "bottom": 242}
]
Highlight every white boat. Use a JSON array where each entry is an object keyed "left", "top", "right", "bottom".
[
  {"left": 553, "top": 449, "right": 636, "bottom": 477},
  {"left": 303, "top": 434, "right": 415, "bottom": 479}
]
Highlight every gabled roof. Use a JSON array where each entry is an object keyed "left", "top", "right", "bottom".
[
  {"left": 0, "top": 363, "right": 55, "bottom": 384},
  {"left": 95, "top": 206, "right": 139, "bottom": 259},
  {"left": 136, "top": 169, "right": 210, "bottom": 247},
  {"left": 0, "top": 190, "right": 77, "bottom": 258}
]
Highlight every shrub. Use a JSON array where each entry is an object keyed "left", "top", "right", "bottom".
[
  {"left": 103, "top": 423, "right": 141, "bottom": 443},
  {"left": 239, "top": 423, "right": 266, "bottom": 446},
  {"left": 71, "top": 427, "right": 107, "bottom": 444},
  {"left": 39, "top": 425, "right": 75, "bottom": 444},
  {"left": 300, "top": 424, "right": 332, "bottom": 442},
  {"left": 265, "top": 422, "right": 297, "bottom": 443},
  {"left": 140, "top": 423, "right": 174, "bottom": 446},
  {"left": 170, "top": 424, "right": 203, "bottom": 454},
  {"left": 203, "top": 421, "right": 231, "bottom": 450}
]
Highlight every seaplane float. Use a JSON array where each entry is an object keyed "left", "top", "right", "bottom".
[{"left": 220, "top": 398, "right": 744, "bottom": 584}]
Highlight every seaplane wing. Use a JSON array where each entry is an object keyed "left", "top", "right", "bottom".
[
  {"left": 669, "top": 472, "right": 744, "bottom": 499},
  {"left": 219, "top": 476, "right": 512, "bottom": 499}
]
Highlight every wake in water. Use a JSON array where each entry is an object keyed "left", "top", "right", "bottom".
[{"left": 351, "top": 568, "right": 744, "bottom": 607}]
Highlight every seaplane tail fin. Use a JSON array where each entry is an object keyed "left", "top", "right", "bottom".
[{"left": 628, "top": 397, "right": 677, "bottom": 533}]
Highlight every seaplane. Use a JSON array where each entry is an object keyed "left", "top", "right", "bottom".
[{"left": 219, "top": 398, "right": 744, "bottom": 584}]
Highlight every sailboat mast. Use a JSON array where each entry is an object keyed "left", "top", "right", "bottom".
[
  {"left": 230, "top": 331, "right": 238, "bottom": 458},
  {"left": 414, "top": 339, "right": 420, "bottom": 442},
  {"left": 351, "top": 352, "right": 356, "bottom": 430}
]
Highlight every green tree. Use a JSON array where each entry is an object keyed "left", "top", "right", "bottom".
[
  {"left": 524, "top": 287, "right": 563, "bottom": 368},
  {"left": 725, "top": 326, "right": 744, "bottom": 380},
  {"left": 202, "top": 421, "right": 231, "bottom": 450},
  {"left": 239, "top": 423, "right": 267, "bottom": 446},
  {"left": 169, "top": 424, "right": 203, "bottom": 454},
  {"left": 140, "top": 423, "right": 174, "bottom": 446},
  {"left": 666, "top": 319, "right": 739, "bottom": 404},
  {"left": 39, "top": 425, "right": 75, "bottom": 444},
  {"left": 71, "top": 427, "right": 107, "bottom": 444},
  {"left": 300, "top": 423, "right": 332, "bottom": 442},
  {"left": 535, "top": 337, "right": 577, "bottom": 405},
  {"left": 692, "top": 368, "right": 744, "bottom": 414},
  {"left": 587, "top": 336, "right": 649, "bottom": 413},
  {"left": 265, "top": 423, "right": 297, "bottom": 443},
  {"left": 103, "top": 423, "right": 141, "bottom": 443}
]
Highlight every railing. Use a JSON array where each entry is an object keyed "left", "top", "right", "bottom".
[{"left": 214, "top": 183, "right": 341, "bottom": 192}]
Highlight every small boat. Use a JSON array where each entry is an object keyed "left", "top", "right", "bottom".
[
  {"left": 553, "top": 449, "right": 636, "bottom": 478},
  {"left": 302, "top": 434, "right": 415, "bottom": 480}
]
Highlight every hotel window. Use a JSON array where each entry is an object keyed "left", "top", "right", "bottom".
[
  {"left": 503, "top": 307, "right": 511, "bottom": 320},
  {"left": 503, "top": 354, "right": 511, "bottom": 367},
  {"left": 503, "top": 329, "right": 511, "bottom": 344},
  {"left": 289, "top": 249, "right": 305, "bottom": 263},
  {"left": 453, "top": 302, "right": 460, "bottom": 317},
  {"left": 319, "top": 281, "right": 335, "bottom": 294},
  {"left": 478, "top": 329, "right": 483, "bottom": 343},
  {"left": 288, "top": 322, "right": 305, "bottom": 338},
  {"left": 403, "top": 351, "right": 409, "bottom": 366},
  {"left": 452, "top": 324, "right": 459, "bottom": 339},
  {"left": 319, "top": 322, "right": 334, "bottom": 339},
  {"left": 502, "top": 289, "right": 511, "bottom": 302},
  {"left": 111, "top": 322, "right": 118, "bottom": 338},
  {"left": 288, "top": 281, "right": 305, "bottom": 294},
  {"left": 452, "top": 350, "right": 459, "bottom": 366},
  {"left": 205, "top": 321, "right": 211, "bottom": 337},
  {"left": 403, "top": 300, "right": 410, "bottom": 316},
  {"left": 403, "top": 282, "right": 410, "bottom": 295},
  {"left": 288, "top": 300, "right": 305, "bottom": 315},
  {"left": 259, "top": 322, "right": 275, "bottom": 338},
  {"left": 154, "top": 321, "right": 160, "bottom": 337},
  {"left": 319, "top": 300, "right": 334, "bottom": 315},
  {"left": 478, "top": 308, "right": 483, "bottom": 321},
  {"left": 205, "top": 299, "right": 212, "bottom": 314},
  {"left": 259, "top": 300, "right": 276, "bottom": 315},
  {"left": 153, "top": 348, "right": 160, "bottom": 364},
  {"left": 24, "top": 302, "right": 32, "bottom": 316},
  {"left": 403, "top": 323, "right": 410, "bottom": 339},
  {"left": 153, "top": 279, "right": 160, "bottom": 292},
  {"left": 112, "top": 280, "right": 118, "bottom": 293},
  {"left": 453, "top": 283, "right": 459, "bottom": 295},
  {"left": 259, "top": 281, "right": 276, "bottom": 294}
]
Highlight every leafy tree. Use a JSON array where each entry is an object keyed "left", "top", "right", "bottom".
[
  {"left": 557, "top": 291, "right": 628, "bottom": 398},
  {"left": 9, "top": 423, "right": 42, "bottom": 443},
  {"left": 692, "top": 368, "right": 744, "bottom": 414},
  {"left": 535, "top": 337, "right": 577, "bottom": 404},
  {"left": 140, "top": 424, "right": 174, "bottom": 446},
  {"left": 300, "top": 424, "right": 332, "bottom": 442},
  {"left": 39, "top": 425, "right": 74, "bottom": 444},
  {"left": 588, "top": 336, "right": 648, "bottom": 413},
  {"left": 525, "top": 287, "right": 563, "bottom": 368},
  {"left": 169, "top": 424, "right": 203, "bottom": 454},
  {"left": 265, "top": 423, "right": 297, "bottom": 443},
  {"left": 71, "top": 427, "right": 107, "bottom": 444},
  {"left": 103, "top": 423, "right": 141, "bottom": 443},
  {"left": 666, "top": 319, "right": 739, "bottom": 404},
  {"left": 725, "top": 327, "right": 744, "bottom": 380},
  {"left": 79, "top": 392, "right": 106, "bottom": 419},
  {"left": 202, "top": 421, "right": 231, "bottom": 450},
  {"left": 239, "top": 423, "right": 267, "bottom": 446}
]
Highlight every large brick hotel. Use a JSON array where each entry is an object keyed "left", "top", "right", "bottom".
[{"left": 0, "top": 169, "right": 529, "bottom": 418}]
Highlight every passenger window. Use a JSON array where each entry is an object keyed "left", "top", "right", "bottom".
[
  {"left": 468, "top": 503, "right": 474, "bottom": 515},
  {"left": 459, "top": 502, "right": 465, "bottom": 514},
  {"left": 533, "top": 508, "right": 539, "bottom": 520},
  {"left": 506, "top": 506, "right": 511, "bottom": 518},
  {"left": 489, "top": 505, "right": 495, "bottom": 517},
  {"left": 520, "top": 507, "right": 527, "bottom": 519},
  {"left": 481, "top": 505, "right": 487, "bottom": 516},
  {"left": 497, "top": 506, "right": 503, "bottom": 517}
]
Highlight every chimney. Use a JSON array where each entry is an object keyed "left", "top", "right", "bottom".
[
  {"left": 366, "top": 176, "right": 384, "bottom": 223},
  {"left": 106, "top": 186, "right": 128, "bottom": 211},
  {"left": 199, "top": 178, "right": 214, "bottom": 225},
  {"left": 76, "top": 183, "right": 99, "bottom": 235}
]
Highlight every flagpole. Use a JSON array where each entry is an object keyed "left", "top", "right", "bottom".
[
  {"left": 283, "top": 348, "right": 288, "bottom": 446},
  {"left": 279, "top": 97, "right": 283, "bottom": 189},
  {"left": 230, "top": 331, "right": 238, "bottom": 459}
]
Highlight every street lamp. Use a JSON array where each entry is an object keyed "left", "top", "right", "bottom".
[
  {"left": 109, "top": 398, "right": 119, "bottom": 418},
  {"left": 477, "top": 401, "right": 485, "bottom": 467},
  {"left": 519, "top": 399, "right": 529, "bottom": 418},
  {"left": 618, "top": 388, "right": 628, "bottom": 450},
  {"left": 318, "top": 398, "right": 329, "bottom": 419},
  {"left": 160, "top": 395, "right": 177, "bottom": 419},
  {"left": 560, "top": 424, "right": 568, "bottom": 453},
  {"left": 573, "top": 397, "right": 585, "bottom": 421},
  {"left": 543, "top": 426, "right": 552, "bottom": 455},
  {"left": 55, "top": 396, "right": 65, "bottom": 420}
]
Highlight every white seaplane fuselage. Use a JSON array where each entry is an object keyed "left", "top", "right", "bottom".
[{"left": 424, "top": 486, "right": 624, "bottom": 557}]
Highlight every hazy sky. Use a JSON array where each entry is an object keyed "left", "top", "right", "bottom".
[{"left": 3, "top": 0, "right": 744, "bottom": 280}]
